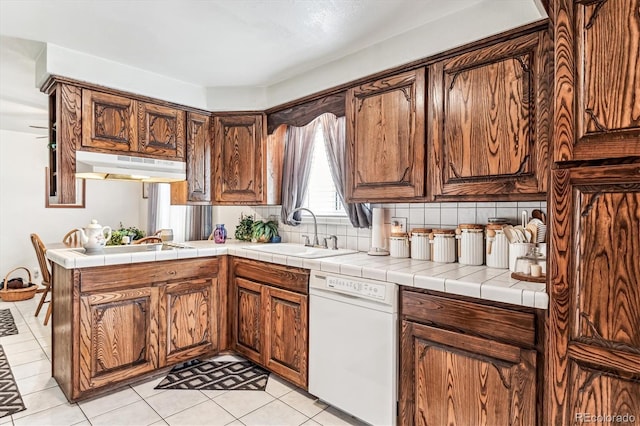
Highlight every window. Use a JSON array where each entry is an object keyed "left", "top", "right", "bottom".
[{"left": 301, "top": 125, "right": 346, "bottom": 217}]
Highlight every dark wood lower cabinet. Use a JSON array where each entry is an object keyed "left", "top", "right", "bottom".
[
  {"left": 233, "top": 277, "right": 263, "bottom": 364},
  {"left": 399, "top": 289, "right": 540, "bottom": 425},
  {"left": 264, "top": 285, "right": 308, "bottom": 386},
  {"left": 159, "top": 278, "right": 218, "bottom": 366},
  {"left": 53, "top": 258, "right": 221, "bottom": 401},
  {"left": 231, "top": 258, "right": 309, "bottom": 388},
  {"left": 79, "top": 287, "right": 159, "bottom": 392}
]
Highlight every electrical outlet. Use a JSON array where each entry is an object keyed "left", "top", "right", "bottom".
[
  {"left": 391, "top": 217, "right": 407, "bottom": 233},
  {"left": 33, "top": 268, "right": 40, "bottom": 279}
]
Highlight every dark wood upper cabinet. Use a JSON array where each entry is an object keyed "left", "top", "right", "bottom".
[
  {"left": 429, "top": 31, "right": 550, "bottom": 200},
  {"left": 137, "top": 102, "right": 185, "bottom": 160},
  {"left": 82, "top": 89, "right": 188, "bottom": 161},
  {"left": 213, "top": 114, "right": 266, "bottom": 204},
  {"left": 546, "top": 164, "right": 640, "bottom": 425},
  {"left": 171, "top": 112, "right": 212, "bottom": 204},
  {"left": 553, "top": 0, "right": 640, "bottom": 161},
  {"left": 346, "top": 68, "right": 426, "bottom": 202},
  {"left": 82, "top": 89, "right": 138, "bottom": 152}
]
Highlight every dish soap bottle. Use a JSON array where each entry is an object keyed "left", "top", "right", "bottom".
[{"left": 213, "top": 224, "right": 227, "bottom": 244}]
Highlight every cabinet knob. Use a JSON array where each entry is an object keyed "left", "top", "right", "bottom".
[{"left": 167, "top": 270, "right": 176, "bottom": 275}]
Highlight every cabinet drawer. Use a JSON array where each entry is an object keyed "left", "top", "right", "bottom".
[
  {"left": 401, "top": 290, "right": 535, "bottom": 348},
  {"left": 232, "top": 258, "right": 308, "bottom": 294},
  {"left": 79, "top": 258, "right": 219, "bottom": 292}
]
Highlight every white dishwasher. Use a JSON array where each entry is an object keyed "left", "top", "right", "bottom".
[{"left": 309, "top": 270, "right": 398, "bottom": 426}]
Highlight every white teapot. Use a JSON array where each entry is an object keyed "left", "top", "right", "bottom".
[{"left": 77, "top": 219, "right": 112, "bottom": 251}]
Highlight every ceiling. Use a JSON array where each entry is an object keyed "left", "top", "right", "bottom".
[{"left": 0, "top": 0, "right": 545, "bottom": 134}]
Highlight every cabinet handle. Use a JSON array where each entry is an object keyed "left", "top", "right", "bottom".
[{"left": 167, "top": 270, "right": 176, "bottom": 275}]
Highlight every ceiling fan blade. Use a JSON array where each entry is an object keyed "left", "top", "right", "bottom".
[{"left": 29, "top": 125, "right": 48, "bottom": 130}]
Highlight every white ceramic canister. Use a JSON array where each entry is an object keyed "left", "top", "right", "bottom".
[
  {"left": 485, "top": 223, "right": 509, "bottom": 269},
  {"left": 456, "top": 224, "right": 485, "bottom": 266},
  {"left": 410, "top": 228, "right": 431, "bottom": 261},
  {"left": 389, "top": 233, "right": 410, "bottom": 258},
  {"left": 430, "top": 229, "right": 456, "bottom": 263}
]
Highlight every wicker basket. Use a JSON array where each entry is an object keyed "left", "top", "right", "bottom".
[{"left": 0, "top": 267, "right": 38, "bottom": 302}]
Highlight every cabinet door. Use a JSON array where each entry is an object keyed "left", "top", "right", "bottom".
[
  {"left": 138, "top": 102, "right": 185, "bottom": 159},
  {"left": 232, "top": 277, "right": 263, "bottom": 364},
  {"left": 547, "top": 165, "right": 640, "bottom": 425},
  {"left": 159, "top": 278, "right": 217, "bottom": 366},
  {"left": 264, "top": 286, "right": 308, "bottom": 388},
  {"left": 430, "top": 31, "right": 550, "bottom": 199},
  {"left": 346, "top": 69, "right": 425, "bottom": 201},
  {"left": 213, "top": 114, "right": 265, "bottom": 204},
  {"left": 81, "top": 89, "right": 138, "bottom": 152},
  {"left": 553, "top": 0, "right": 640, "bottom": 162},
  {"left": 400, "top": 321, "right": 536, "bottom": 426},
  {"left": 79, "top": 287, "right": 158, "bottom": 392},
  {"left": 186, "top": 112, "right": 212, "bottom": 202}
]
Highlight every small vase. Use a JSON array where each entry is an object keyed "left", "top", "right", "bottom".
[{"left": 213, "top": 224, "right": 227, "bottom": 244}]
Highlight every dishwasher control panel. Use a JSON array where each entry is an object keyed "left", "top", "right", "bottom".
[{"left": 326, "top": 276, "right": 386, "bottom": 300}]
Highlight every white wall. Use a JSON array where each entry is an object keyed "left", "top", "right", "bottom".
[{"left": 0, "top": 129, "right": 145, "bottom": 281}]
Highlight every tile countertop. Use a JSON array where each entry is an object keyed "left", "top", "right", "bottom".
[{"left": 46, "top": 240, "right": 548, "bottom": 310}]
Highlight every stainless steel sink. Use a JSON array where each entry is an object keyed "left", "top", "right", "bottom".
[{"left": 244, "top": 243, "right": 357, "bottom": 259}]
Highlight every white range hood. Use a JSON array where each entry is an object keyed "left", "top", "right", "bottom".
[{"left": 75, "top": 151, "right": 186, "bottom": 182}]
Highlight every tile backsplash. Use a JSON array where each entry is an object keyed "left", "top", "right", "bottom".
[{"left": 222, "top": 201, "right": 546, "bottom": 252}]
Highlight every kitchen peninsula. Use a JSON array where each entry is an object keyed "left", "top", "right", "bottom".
[{"left": 47, "top": 240, "right": 547, "bottom": 411}]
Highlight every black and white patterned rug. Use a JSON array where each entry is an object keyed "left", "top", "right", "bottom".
[
  {"left": 156, "top": 360, "right": 270, "bottom": 391},
  {"left": 0, "top": 309, "right": 18, "bottom": 338},
  {"left": 0, "top": 344, "right": 26, "bottom": 418}
]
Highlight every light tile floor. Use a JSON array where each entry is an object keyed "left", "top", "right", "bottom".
[{"left": 0, "top": 298, "right": 367, "bottom": 426}]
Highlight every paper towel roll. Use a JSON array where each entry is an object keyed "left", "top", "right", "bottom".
[{"left": 370, "top": 207, "right": 387, "bottom": 252}]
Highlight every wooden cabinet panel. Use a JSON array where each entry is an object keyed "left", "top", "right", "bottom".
[
  {"left": 138, "top": 102, "right": 185, "bottom": 159},
  {"left": 54, "top": 258, "right": 220, "bottom": 401},
  {"left": 187, "top": 112, "right": 212, "bottom": 203},
  {"left": 430, "top": 31, "right": 550, "bottom": 199},
  {"left": 44, "top": 82, "right": 85, "bottom": 207},
  {"left": 553, "top": 0, "right": 640, "bottom": 161},
  {"left": 400, "top": 320, "right": 536, "bottom": 426},
  {"left": 570, "top": 363, "right": 640, "bottom": 421},
  {"left": 401, "top": 292, "right": 536, "bottom": 348},
  {"left": 159, "top": 278, "right": 217, "bottom": 365},
  {"left": 547, "top": 164, "right": 640, "bottom": 425},
  {"left": 79, "top": 258, "right": 219, "bottom": 292},
  {"left": 232, "top": 258, "right": 309, "bottom": 295},
  {"left": 233, "top": 277, "right": 263, "bottom": 364},
  {"left": 82, "top": 89, "right": 138, "bottom": 152},
  {"left": 214, "top": 114, "right": 265, "bottom": 203},
  {"left": 230, "top": 258, "right": 309, "bottom": 388},
  {"left": 264, "top": 286, "right": 308, "bottom": 388},
  {"left": 79, "top": 287, "right": 158, "bottom": 392},
  {"left": 346, "top": 69, "right": 425, "bottom": 201}
]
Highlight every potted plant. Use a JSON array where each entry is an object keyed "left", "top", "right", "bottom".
[
  {"left": 251, "top": 219, "right": 279, "bottom": 243},
  {"left": 235, "top": 214, "right": 255, "bottom": 242},
  {"left": 107, "top": 223, "right": 145, "bottom": 245}
]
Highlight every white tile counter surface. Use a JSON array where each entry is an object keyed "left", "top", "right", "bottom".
[{"left": 47, "top": 240, "right": 548, "bottom": 309}]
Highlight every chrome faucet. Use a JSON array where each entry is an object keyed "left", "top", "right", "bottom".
[
  {"left": 324, "top": 235, "right": 338, "bottom": 250},
  {"left": 288, "top": 207, "right": 320, "bottom": 247}
]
